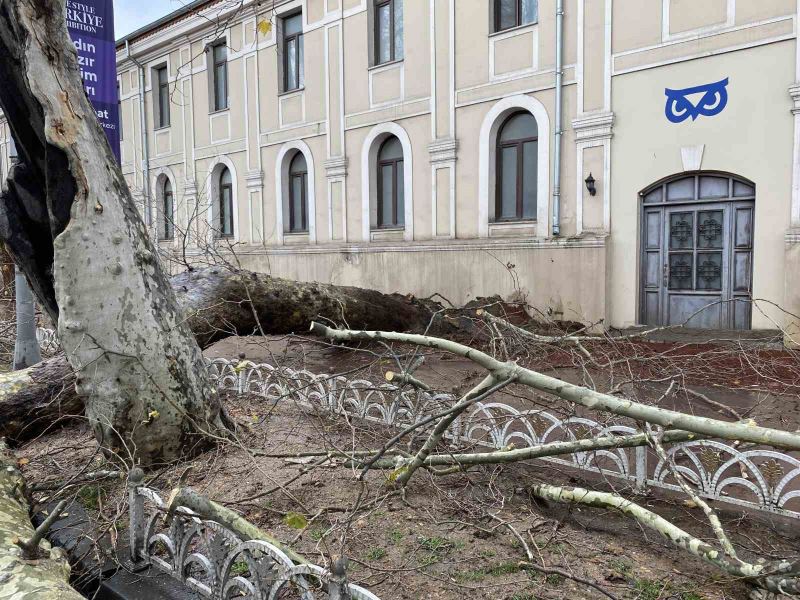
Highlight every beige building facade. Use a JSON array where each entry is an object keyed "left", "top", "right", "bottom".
[{"left": 2, "top": 0, "right": 800, "bottom": 334}]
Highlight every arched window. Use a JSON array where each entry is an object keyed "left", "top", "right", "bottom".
[
  {"left": 376, "top": 136, "right": 404, "bottom": 228},
  {"left": 495, "top": 112, "right": 538, "bottom": 221},
  {"left": 161, "top": 178, "right": 174, "bottom": 240},
  {"left": 288, "top": 153, "right": 308, "bottom": 233},
  {"left": 218, "top": 166, "right": 234, "bottom": 238}
]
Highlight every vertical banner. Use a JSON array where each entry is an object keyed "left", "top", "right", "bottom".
[{"left": 65, "top": 0, "right": 121, "bottom": 162}]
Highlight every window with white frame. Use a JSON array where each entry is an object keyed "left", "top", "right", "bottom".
[
  {"left": 160, "top": 177, "right": 174, "bottom": 240},
  {"left": 376, "top": 136, "right": 404, "bottom": 228},
  {"left": 287, "top": 152, "right": 308, "bottom": 233},
  {"left": 374, "top": 0, "right": 403, "bottom": 65},
  {"left": 154, "top": 65, "right": 169, "bottom": 128},
  {"left": 211, "top": 42, "right": 228, "bottom": 111},
  {"left": 282, "top": 12, "right": 304, "bottom": 92},
  {"left": 217, "top": 166, "right": 234, "bottom": 238},
  {"left": 493, "top": 0, "right": 538, "bottom": 33},
  {"left": 494, "top": 111, "right": 538, "bottom": 221}
]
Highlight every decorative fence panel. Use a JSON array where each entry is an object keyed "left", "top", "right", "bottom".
[{"left": 207, "top": 358, "right": 800, "bottom": 521}]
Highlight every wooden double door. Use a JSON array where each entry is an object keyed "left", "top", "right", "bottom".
[{"left": 640, "top": 174, "right": 755, "bottom": 329}]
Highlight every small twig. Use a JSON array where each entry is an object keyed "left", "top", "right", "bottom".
[
  {"left": 13, "top": 499, "right": 69, "bottom": 559},
  {"left": 522, "top": 561, "right": 619, "bottom": 600}
]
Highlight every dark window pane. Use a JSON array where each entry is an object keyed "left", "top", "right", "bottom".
[
  {"left": 289, "top": 152, "right": 307, "bottom": 174},
  {"left": 497, "top": 0, "right": 516, "bottom": 30},
  {"left": 393, "top": 0, "right": 403, "bottom": 59},
  {"left": 380, "top": 164, "right": 394, "bottom": 226},
  {"left": 643, "top": 187, "right": 663, "bottom": 203},
  {"left": 287, "top": 38, "right": 297, "bottom": 90},
  {"left": 215, "top": 64, "right": 227, "bottom": 109},
  {"left": 699, "top": 176, "right": 728, "bottom": 199},
  {"left": 379, "top": 137, "right": 403, "bottom": 160},
  {"left": 220, "top": 167, "right": 232, "bottom": 186},
  {"left": 733, "top": 180, "right": 755, "bottom": 197},
  {"left": 285, "top": 14, "right": 302, "bottom": 36},
  {"left": 696, "top": 252, "right": 722, "bottom": 291},
  {"left": 377, "top": 4, "right": 391, "bottom": 63},
  {"left": 669, "top": 253, "right": 693, "bottom": 290},
  {"left": 499, "top": 112, "right": 537, "bottom": 142},
  {"left": 159, "top": 84, "right": 169, "bottom": 127},
  {"left": 221, "top": 187, "right": 233, "bottom": 236},
  {"left": 697, "top": 210, "right": 723, "bottom": 249},
  {"left": 213, "top": 43, "right": 226, "bottom": 63},
  {"left": 522, "top": 140, "right": 537, "bottom": 219},
  {"left": 396, "top": 160, "right": 404, "bottom": 225},
  {"left": 163, "top": 192, "right": 173, "bottom": 239},
  {"left": 669, "top": 212, "right": 693, "bottom": 249},
  {"left": 666, "top": 177, "right": 694, "bottom": 201},
  {"left": 500, "top": 145, "right": 517, "bottom": 219},
  {"left": 521, "top": 0, "right": 538, "bottom": 24},
  {"left": 291, "top": 175, "right": 304, "bottom": 231}
]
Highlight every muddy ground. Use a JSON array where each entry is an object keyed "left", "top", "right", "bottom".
[{"left": 17, "top": 334, "right": 800, "bottom": 600}]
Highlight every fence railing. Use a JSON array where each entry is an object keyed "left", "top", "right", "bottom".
[
  {"left": 33, "top": 329, "right": 800, "bottom": 520},
  {"left": 207, "top": 358, "right": 800, "bottom": 521},
  {"left": 127, "top": 471, "right": 381, "bottom": 600}
]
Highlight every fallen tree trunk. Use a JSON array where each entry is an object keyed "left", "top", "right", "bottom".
[
  {"left": 0, "top": 441, "right": 84, "bottom": 599},
  {"left": 0, "top": 267, "right": 457, "bottom": 441}
]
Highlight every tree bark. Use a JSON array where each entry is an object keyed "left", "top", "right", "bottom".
[
  {"left": 0, "top": 266, "right": 456, "bottom": 442},
  {"left": 0, "top": 441, "right": 84, "bottom": 599},
  {"left": 0, "top": 0, "right": 228, "bottom": 465}
]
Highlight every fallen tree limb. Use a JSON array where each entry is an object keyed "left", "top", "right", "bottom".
[
  {"left": 164, "top": 484, "right": 307, "bottom": 565},
  {"left": 354, "top": 430, "right": 702, "bottom": 471},
  {"left": 309, "top": 323, "right": 800, "bottom": 451},
  {"left": 531, "top": 483, "right": 800, "bottom": 595},
  {"left": 0, "top": 441, "right": 83, "bottom": 599},
  {"left": 0, "top": 267, "right": 463, "bottom": 442}
]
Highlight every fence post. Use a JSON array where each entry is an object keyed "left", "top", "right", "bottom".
[
  {"left": 128, "top": 467, "right": 145, "bottom": 564},
  {"left": 328, "top": 555, "right": 351, "bottom": 600},
  {"left": 634, "top": 446, "right": 648, "bottom": 492}
]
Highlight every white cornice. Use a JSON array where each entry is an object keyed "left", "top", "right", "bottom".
[
  {"left": 324, "top": 157, "right": 348, "bottom": 179},
  {"left": 428, "top": 138, "right": 459, "bottom": 165},
  {"left": 786, "top": 228, "right": 800, "bottom": 244},
  {"left": 572, "top": 112, "right": 615, "bottom": 143}
]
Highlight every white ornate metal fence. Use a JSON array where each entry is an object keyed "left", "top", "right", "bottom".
[
  {"left": 32, "top": 328, "right": 800, "bottom": 522},
  {"left": 127, "top": 470, "right": 382, "bottom": 600},
  {"left": 206, "top": 357, "right": 800, "bottom": 521}
]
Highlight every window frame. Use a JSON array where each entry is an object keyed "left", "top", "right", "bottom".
[
  {"left": 494, "top": 112, "right": 538, "bottom": 222},
  {"left": 282, "top": 12, "right": 304, "bottom": 92},
  {"left": 161, "top": 178, "right": 174, "bottom": 241},
  {"left": 155, "top": 65, "right": 170, "bottom": 129},
  {"left": 211, "top": 42, "right": 229, "bottom": 112},
  {"left": 376, "top": 138, "right": 404, "bottom": 229},
  {"left": 493, "top": 0, "right": 538, "bottom": 33},
  {"left": 287, "top": 154, "right": 308, "bottom": 233},
  {"left": 374, "top": 0, "right": 397, "bottom": 65},
  {"left": 218, "top": 168, "right": 234, "bottom": 238}
]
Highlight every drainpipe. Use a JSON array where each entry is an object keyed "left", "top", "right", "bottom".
[
  {"left": 126, "top": 40, "right": 152, "bottom": 226},
  {"left": 552, "top": 0, "right": 564, "bottom": 236}
]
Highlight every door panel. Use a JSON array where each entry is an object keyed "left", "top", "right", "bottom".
[{"left": 639, "top": 174, "right": 754, "bottom": 330}]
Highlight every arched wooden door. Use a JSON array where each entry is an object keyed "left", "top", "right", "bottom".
[{"left": 639, "top": 173, "right": 755, "bottom": 329}]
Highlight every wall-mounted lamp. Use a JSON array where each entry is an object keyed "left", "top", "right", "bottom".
[{"left": 585, "top": 173, "right": 597, "bottom": 197}]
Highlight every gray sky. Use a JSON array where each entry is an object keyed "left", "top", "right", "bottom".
[{"left": 114, "top": 0, "right": 186, "bottom": 38}]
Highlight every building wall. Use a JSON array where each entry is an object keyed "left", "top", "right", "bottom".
[{"left": 0, "top": 0, "right": 794, "bottom": 331}]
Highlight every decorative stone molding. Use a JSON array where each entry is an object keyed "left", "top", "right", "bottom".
[
  {"left": 324, "top": 156, "right": 348, "bottom": 179},
  {"left": 428, "top": 138, "right": 458, "bottom": 165},
  {"left": 184, "top": 179, "right": 198, "bottom": 196},
  {"left": 245, "top": 170, "right": 263, "bottom": 190},
  {"left": 572, "top": 112, "right": 614, "bottom": 143},
  {"left": 786, "top": 228, "right": 800, "bottom": 245},
  {"left": 790, "top": 84, "right": 800, "bottom": 115}
]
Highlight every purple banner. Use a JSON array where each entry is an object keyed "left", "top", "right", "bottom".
[{"left": 66, "top": 0, "right": 121, "bottom": 162}]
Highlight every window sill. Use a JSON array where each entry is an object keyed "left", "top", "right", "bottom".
[
  {"left": 154, "top": 125, "right": 171, "bottom": 132},
  {"left": 489, "top": 21, "right": 538, "bottom": 38},
  {"left": 489, "top": 220, "right": 538, "bottom": 238},
  {"left": 370, "top": 227, "right": 405, "bottom": 242},
  {"left": 209, "top": 107, "right": 230, "bottom": 116},
  {"left": 283, "top": 231, "right": 309, "bottom": 245},
  {"left": 368, "top": 59, "right": 403, "bottom": 72},
  {"left": 279, "top": 87, "right": 305, "bottom": 98}
]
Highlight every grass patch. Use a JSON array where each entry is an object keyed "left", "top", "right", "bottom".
[{"left": 365, "top": 548, "right": 387, "bottom": 561}]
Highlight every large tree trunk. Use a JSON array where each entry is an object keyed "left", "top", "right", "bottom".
[
  {"left": 0, "top": 0, "right": 227, "bottom": 465},
  {"left": 0, "top": 266, "right": 457, "bottom": 441},
  {"left": 0, "top": 441, "right": 84, "bottom": 599}
]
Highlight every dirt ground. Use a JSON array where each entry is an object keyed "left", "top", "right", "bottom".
[{"left": 17, "top": 334, "right": 800, "bottom": 600}]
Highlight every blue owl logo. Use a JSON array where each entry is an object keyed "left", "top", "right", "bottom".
[{"left": 665, "top": 78, "right": 729, "bottom": 123}]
